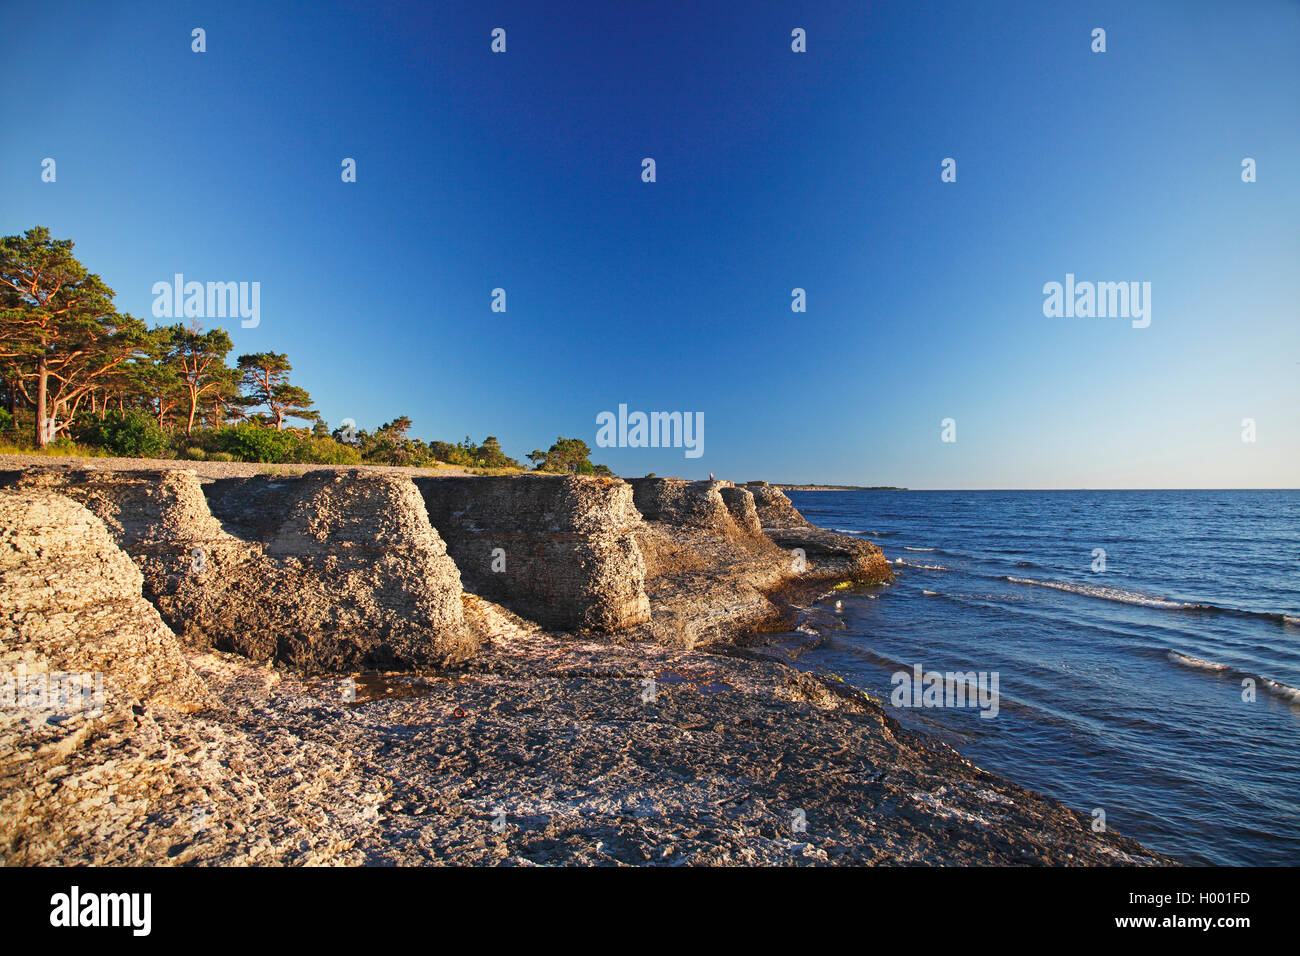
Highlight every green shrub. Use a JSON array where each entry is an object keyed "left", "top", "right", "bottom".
[
  {"left": 213, "top": 423, "right": 299, "bottom": 463},
  {"left": 209, "top": 424, "right": 360, "bottom": 465},
  {"left": 179, "top": 428, "right": 226, "bottom": 453},
  {"left": 208, "top": 451, "right": 235, "bottom": 462},
  {"left": 292, "top": 434, "right": 361, "bottom": 465},
  {"left": 73, "top": 410, "right": 169, "bottom": 458},
  {"left": 183, "top": 446, "right": 207, "bottom": 460}
]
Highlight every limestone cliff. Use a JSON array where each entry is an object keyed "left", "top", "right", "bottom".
[
  {"left": 414, "top": 474, "right": 650, "bottom": 632},
  {"left": 2, "top": 469, "right": 477, "bottom": 672},
  {"left": 1, "top": 466, "right": 887, "bottom": 666},
  {"left": 748, "top": 482, "right": 892, "bottom": 583},
  {"left": 627, "top": 478, "right": 891, "bottom": 649},
  {"left": 0, "top": 489, "right": 211, "bottom": 711},
  {"left": 0, "top": 490, "right": 215, "bottom": 862}
]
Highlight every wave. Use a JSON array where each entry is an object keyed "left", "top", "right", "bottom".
[
  {"left": 893, "top": 558, "right": 950, "bottom": 571},
  {"left": 903, "top": 546, "right": 935, "bottom": 552},
  {"left": 1005, "top": 576, "right": 1185, "bottom": 609},
  {"left": 1262, "top": 678, "right": 1300, "bottom": 704},
  {"left": 1004, "top": 576, "right": 1297, "bottom": 625},
  {"left": 1167, "top": 651, "right": 1231, "bottom": 673},
  {"left": 1179, "top": 603, "right": 1298, "bottom": 625},
  {"left": 1164, "top": 651, "right": 1300, "bottom": 706}
]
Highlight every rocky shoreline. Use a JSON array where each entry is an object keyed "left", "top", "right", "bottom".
[{"left": 0, "top": 457, "right": 1169, "bottom": 865}]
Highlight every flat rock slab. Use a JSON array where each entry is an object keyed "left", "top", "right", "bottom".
[{"left": 3, "top": 623, "right": 1170, "bottom": 865}]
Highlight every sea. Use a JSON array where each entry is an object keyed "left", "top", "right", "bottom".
[{"left": 774, "top": 489, "right": 1300, "bottom": 866}]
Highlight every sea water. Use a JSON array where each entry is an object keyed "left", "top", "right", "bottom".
[{"left": 776, "top": 489, "right": 1300, "bottom": 865}]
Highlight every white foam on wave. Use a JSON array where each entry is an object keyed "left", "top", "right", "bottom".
[
  {"left": 1167, "top": 651, "right": 1230, "bottom": 673},
  {"left": 1163, "top": 653, "right": 1300, "bottom": 706},
  {"left": 1262, "top": 678, "right": 1300, "bottom": 703},
  {"left": 1005, "top": 576, "right": 1185, "bottom": 609},
  {"left": 894, "top": 559, "right": 949, "bottom": 571},
  {"left": 1007, "top": 577, "right": 1296, "bottom": 627},
  {"left": 903, "top": 546, "right": 935, "bottom": 552}
]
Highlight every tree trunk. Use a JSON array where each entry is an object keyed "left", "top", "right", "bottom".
[{"left": 35, "top": 355, "right": 48, "bottom": 448}]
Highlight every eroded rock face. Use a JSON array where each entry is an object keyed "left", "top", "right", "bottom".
[
  {"left": 0, "top": 464, "right": 886, "bottom": 664},
  {"left": 414, "top": 475, "right": 650, "bottom": 632},
  {"left": 0, "top": 489, "right": 218, "bottom": 862},
  {"left": 0, "top": 489, "right": 211, "bottom": 711},
  {"left": 718, "top": 486, "right": 764, "bottom": 537},
  {"left": 766, "top": 523, "right": 893, "bottom": 583},
  {"left": 207, "top": 471, "right": 478, "bottom": 671},
  {"left": 627, "top": 478, "right": 786, "bottom": 648},
  {"left": 747, "top": 484, "right": 892, "bottom": 585},
  {"left": 3, "top": 469, "right": 478, "bottom": 672},
  {"left": 629, "top": 478, "right": 740, "bottom": 532},
  {"left": 748, "top": 483, "right": 811, "bottom": 529},
  {"left": 627, "top": 477, "right": 892, "bottom": 648}
]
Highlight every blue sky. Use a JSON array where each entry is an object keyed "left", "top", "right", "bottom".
[{"left": 2, "top": 0, "right": 1297, "bottom": 487}]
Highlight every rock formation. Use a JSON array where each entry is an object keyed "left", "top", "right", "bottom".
[
  {"left": 630, "top": 477, "right": 740, "bottom": 531},
  {"left": 748, "top": 483, "right": 892, "bottom": 583},
  {"left": 0, "top": 489, "right": 216, "bottom": 861},
  {"left": 0, "top": 466, "right": 887, "bottom": 665},
  {"left": 1, "top": 469, "right": 478, "bottom": 672},
  {"left": 414, "top": 474, "right": 650, "bottom": 632},
  {"left": 0, "top": 489, "right": 211, "bottom": 711},
  {"left": 718, "top": 485, "right": 764, "bottom": 537},
  {"left": 748, "top": 482, "right": 811, "bottom": 528},
  {"left": 625, "top": 478, "right": 893, "bottom": 649}
]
